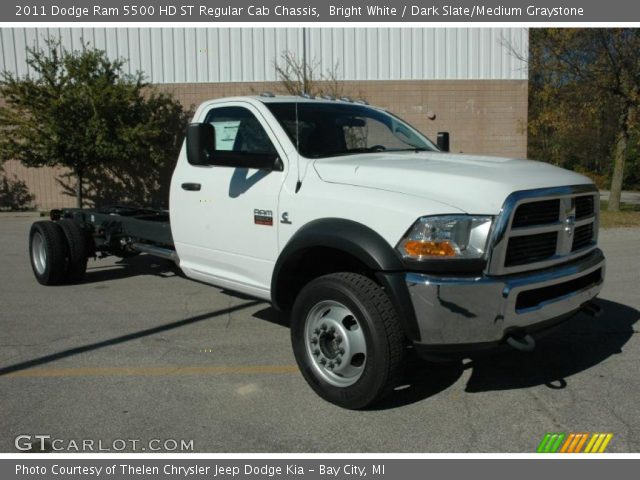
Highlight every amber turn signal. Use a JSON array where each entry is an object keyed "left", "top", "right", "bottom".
[{"left": 403, "top": 240, "right": 456, "bottom": 257}]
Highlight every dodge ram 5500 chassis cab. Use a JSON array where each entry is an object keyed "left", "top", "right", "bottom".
[{"left": 29, "top": 95, "right": 605, "bottom": 409}]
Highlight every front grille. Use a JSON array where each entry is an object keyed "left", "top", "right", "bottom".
[
  {"left": 516, "top": 268, "right": 602, "bottom": 311},
  {"left": 489, "top": 189, "right": 599, "bottom": 274},
  {"left": 575, "top": 195, "right": 595, "bottom": 219},
  {"left": 505, "top": 232, "right": 558, "bottom": 267},
  {"left": 511, "top": 199, "right": 560, "bottom": 227},
  {"left": 572, "top": 223, "right": 594, "bottom": 251}
]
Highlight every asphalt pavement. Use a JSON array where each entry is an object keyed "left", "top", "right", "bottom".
[{"left": 0, "top": 215, "right": 638, "bottom": 453}]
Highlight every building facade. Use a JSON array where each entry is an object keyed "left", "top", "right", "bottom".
[{"left": 0, "top": 27, "right": 529, "bottom": 209}]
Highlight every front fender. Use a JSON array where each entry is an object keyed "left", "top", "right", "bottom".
[{"left": 271, "top": 218, "right": 421, "bottom": 341}]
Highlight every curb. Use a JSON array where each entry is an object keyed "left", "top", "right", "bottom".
[{"left": 0, "top": 211, "right": 43, "bottom": 218}]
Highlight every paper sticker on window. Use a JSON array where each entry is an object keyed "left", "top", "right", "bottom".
[{"left": 212, "top": 121, "right": 241, "bottom": 151}]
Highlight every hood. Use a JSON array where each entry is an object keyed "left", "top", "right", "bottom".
[{"left": 313, "top": 152, "right": 593, "bottom": 214}]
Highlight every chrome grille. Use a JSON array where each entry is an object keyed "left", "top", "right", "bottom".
[{"left": 487, "top": 186, "right": 599, "bottom": 275}]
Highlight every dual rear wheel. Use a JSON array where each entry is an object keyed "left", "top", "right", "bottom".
[{"left": 29, "top": 220, "right": 89, "bottom": 285}]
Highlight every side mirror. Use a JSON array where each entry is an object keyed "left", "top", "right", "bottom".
[
  {"left": 437, "top": 132, "right": 450, "bottom": 152},
  {"left": 186, "top": 122, "right": 280, "bottom": 170},
  {"left": 186, "top": 123, "right": 215, "bottom": 166}
]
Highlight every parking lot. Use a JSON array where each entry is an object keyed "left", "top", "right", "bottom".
[{"left": 0, "top": 214, "right": 638, "bottom": 453}]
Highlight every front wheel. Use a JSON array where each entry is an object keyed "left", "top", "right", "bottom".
[{"left": 291, "top": 272, "right": 405, "bottom": 409}]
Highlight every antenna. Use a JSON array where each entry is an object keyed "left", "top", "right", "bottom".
[{"left": 295, "top": 100, "right": 302, "bottom": 193}]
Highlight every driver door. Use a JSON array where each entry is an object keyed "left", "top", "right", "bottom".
[{"left": 171, "top": 102, "right": 286, "bottom": 299}]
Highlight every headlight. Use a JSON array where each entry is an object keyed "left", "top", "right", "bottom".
[{"left": 397, "top": 215, "right": 493, "bottom": 260}]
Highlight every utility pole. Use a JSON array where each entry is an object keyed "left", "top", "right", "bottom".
[{"left": 302, "top": 27, "right": 307, "bottom": 95}]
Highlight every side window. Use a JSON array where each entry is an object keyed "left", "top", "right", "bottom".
[{"left": 204, "top": 106, "right": 277, "bottom": 155}]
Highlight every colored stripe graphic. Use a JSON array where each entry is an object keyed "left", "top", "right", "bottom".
[
  {"left": 537, "top": 433, "right": 565, "bottom": 453},
  {"left": 585, "top": 433, "right": 614, "bottom": 453},
  {"left": 574, "top": 433, "right": 589, "bottom": 453},
  {"left": 560, "top": 433, "right": 575, "bottom": 453},
  {"left": 597, "top": 434, "right": 613, "bottom": 453},
  {"left": 539, "top": 433, "right": 613, "bottom": 453}
]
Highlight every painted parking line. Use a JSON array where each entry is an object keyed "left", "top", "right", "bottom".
[{"left": 4, "top": 365, "right": 299, "bottom": 378}]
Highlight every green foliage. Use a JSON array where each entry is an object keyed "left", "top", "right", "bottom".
[
  {"left": 528, "top": 29, "right": 640, "bottom": 210},
  {"left": 57, "top": 90, "right": 191, "bottom": 208},
  {"left": 0, "top": 165, "right": 34, "bottom": 210},
  {"left": 0, "top": 39, "right": 191, "bottom": 208}
]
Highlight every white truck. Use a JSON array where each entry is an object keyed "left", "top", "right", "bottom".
[{"left": 28, "top": 95, "right": 605, "bottom": 408}]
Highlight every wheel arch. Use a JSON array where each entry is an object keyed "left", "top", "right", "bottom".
[{"left": 271, "top": 218, "right": 421, "bottom": 341}]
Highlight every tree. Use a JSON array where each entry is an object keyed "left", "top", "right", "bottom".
[
  {"left": 56, "top": 88, "right": 191, "bottom": 208},
  {"left": 527, "top": 29, "right": 640, "bottom": 211},
  {"left": 0, "top": 40, "right": 190, "bottom": 208},
  {"left": 273, "top": 51, "right": 362, "bottom": 100},
  {"left": 0, "top": 164, "right": 34, "bottom": 210}
]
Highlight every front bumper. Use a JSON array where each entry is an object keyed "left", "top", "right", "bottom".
[{"left": 407, "top": 249, "right": 605, "bottom": 348}]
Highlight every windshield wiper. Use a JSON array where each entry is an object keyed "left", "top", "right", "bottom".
[
  {"left": 308, "top": 146, "right": 431, "bottom": 158},
  {"left": 385, "top": 147, "right": 431, "bottom": 152}
]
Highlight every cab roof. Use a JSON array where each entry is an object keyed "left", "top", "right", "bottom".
[{"left": 251, "top": 94, "right": 370, "bottom": 106}]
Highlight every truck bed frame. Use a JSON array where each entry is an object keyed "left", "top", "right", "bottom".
[{"left": 51, "top": 205, "right": 177, "bottom": 261}]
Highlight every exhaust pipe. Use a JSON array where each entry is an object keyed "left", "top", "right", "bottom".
[
  {"left": 131, "top": 243, "right": 179, "bottom": 264},
  {"left": 583, "top": 301, "right": 602, "bottom": 318}
]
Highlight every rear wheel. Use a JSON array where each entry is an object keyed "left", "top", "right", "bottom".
[
  {"left": 291, "top": 272, "right": 405, "bottom": 409},
  {"left": 29, "top": 221, "right": 69, "bottom": 285},
  {"left": 57, "top": 219, "right": 88, "bottom": 282}
]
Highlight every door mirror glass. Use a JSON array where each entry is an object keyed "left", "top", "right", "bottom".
[{"left": 186, "top": 123, "right": 216, "bottom": 166}]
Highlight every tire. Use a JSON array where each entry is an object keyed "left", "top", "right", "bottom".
[
  {"left": 57, "top": 219, "right": 88, "bottom": 282},
  {"left": 291, "top": 272, "right": 406, "bottom": 409},
  {"left": 29, "top": 221, "right": 69, "bottom": 286}
]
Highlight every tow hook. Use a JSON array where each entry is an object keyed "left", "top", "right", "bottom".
[
  {"left": 583, "top": 301, "right": 602, "bottom": 318},
  {"left": 506, "top": 333, "right": 536, "bottom": 352}
]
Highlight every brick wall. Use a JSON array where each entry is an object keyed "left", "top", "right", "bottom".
[{"left": 2, "top": 79, "right": 527, "bottom": 210}]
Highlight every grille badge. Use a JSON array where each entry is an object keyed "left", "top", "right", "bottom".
[
  {"left": 558, "top": 197, "right": 577, "bottom": 254},
  {"left": 564, "top": 215, "right": 576, "bottom": 238}
]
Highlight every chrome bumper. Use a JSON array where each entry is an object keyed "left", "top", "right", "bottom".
[{"left": 406, "top": 249, "right": 605, "bottom": 346}]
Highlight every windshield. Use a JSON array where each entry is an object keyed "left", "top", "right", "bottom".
[{"left": 265, "top": 102, "right": 437, "bottom": 158}]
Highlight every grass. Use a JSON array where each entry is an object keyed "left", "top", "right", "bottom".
[{"left": 600, "top": 200, "right": 640, "bottom": 228}]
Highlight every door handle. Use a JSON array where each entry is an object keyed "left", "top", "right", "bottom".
[{"left": 181, "top": 182, "right": 201, "bottom": 191}]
